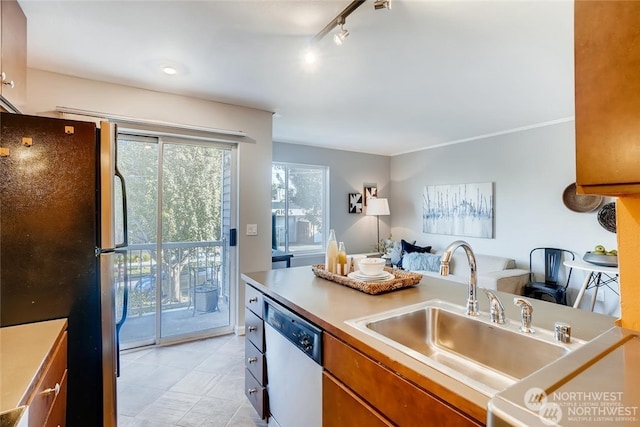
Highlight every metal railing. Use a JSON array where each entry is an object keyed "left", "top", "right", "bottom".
[{"left": 115, "top": 240, "right": 227, "bottom": 316}]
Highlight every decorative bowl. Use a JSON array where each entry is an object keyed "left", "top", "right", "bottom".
[
  {"left": 583, "top": 251, "right": 618, "bottom": 267},
  {"left": 358, "top": 258, "right": 386, "bottom": 276}
]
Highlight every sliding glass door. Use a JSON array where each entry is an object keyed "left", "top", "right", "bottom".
[{"left": 116, "top": 133, "right": 235, "bottom": 349}]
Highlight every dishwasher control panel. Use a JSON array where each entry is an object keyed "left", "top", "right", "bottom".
[{"left": 264, "top": 297, "right": 322, "bottom": 364}]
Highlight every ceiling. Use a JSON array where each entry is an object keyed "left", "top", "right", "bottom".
[{"left": 18, "top": 0, "right": 575, "bottom": 156}]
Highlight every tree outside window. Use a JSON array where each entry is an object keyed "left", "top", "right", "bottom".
[{"left": 272, "top": 162, "right": 328, "bottom": 254}]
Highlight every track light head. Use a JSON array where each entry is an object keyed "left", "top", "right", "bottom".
[
  {"left": 333, "top": 24, "right": 350, "bottom": 45},
  {"left": 374, "top": 0, "right": 391, "bottom": 10}
]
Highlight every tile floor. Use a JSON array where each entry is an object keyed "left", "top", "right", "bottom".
[{"left": 117, "top": 334, "right": 267, "bottom": 427}]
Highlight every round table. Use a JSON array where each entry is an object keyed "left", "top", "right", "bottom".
[{"left": 564, "top": 259, "right": 619, "bottom": 311}]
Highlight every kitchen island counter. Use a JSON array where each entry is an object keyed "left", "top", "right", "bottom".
[{"left": 242, "top": 267, "right": 616, "bottom": 424}]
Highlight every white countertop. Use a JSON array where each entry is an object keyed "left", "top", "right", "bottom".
[{"left": 0, "top": 318, "right": 67, "bottom": 413}]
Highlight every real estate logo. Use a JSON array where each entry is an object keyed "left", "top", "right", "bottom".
[
  {"left": 524, "top": 387, "right": 548, "bottom": 411},
  {"left": 524, "top": 387, "right": 563, "bottom": 425},
  {"left": 524, "top": 387, "right": 639, "bottom": 425}
]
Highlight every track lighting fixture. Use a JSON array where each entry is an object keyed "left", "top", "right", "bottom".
[
  {"left": 374, "top": 0, "right": 391, "bottom": 10},
  {"left": 310, "top": 0, "right": 365, "bottom": 45},
  {"left": 333, "top": 22, "right": 349, "bottom": 45}
]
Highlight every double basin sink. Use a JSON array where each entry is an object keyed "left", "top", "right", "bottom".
[{"left": 346, "top": 299, "right": 584, "bottom": 396}]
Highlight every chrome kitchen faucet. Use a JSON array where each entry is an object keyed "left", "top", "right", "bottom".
[{"left": 440, "top": 240, "right": 479, "bottom": 317}]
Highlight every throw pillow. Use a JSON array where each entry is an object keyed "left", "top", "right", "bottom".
[
  {"left": 388, "top": 240, "right": 402, "bottom": 266},
  {"left": 401, "top": 239, "right": 432, "bottom": 254},
  {"left": 402, "top": 252, "right": 442, "bottom": 272}
]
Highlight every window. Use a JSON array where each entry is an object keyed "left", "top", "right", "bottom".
[{"left": 272, "top": 162, "right": 328, "bottom": 254}]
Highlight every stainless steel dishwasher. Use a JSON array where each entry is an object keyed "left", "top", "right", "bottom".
[{"left": 263, "top": 296, "right": 322, "bottom": 427}]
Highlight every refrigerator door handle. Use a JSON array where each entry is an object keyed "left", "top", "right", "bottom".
[
  {"left": 115, "top": 249, "right": 129, "bottom": 377},
  {"left": 115, "top": 167, "right": 128, "bottom": 249}
]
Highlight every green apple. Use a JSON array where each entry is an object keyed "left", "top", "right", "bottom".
[
  {"left": 594, "top": 245, "right": 606, "bottom": 254},
  {"left": 607, "top": 249, "right": 617, "bottom": 256}
]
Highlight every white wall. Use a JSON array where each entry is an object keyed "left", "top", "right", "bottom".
[
  {"left": 390, "top": 121, "right": 620, "bottom": 316},
  {"left": 273, "top": 142, "right": 391, "bottom": 266},
  {"left": 24, "top": 69, "right": 273, "bottom": 329}
]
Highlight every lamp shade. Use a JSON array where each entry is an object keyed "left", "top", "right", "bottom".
[{"left": 366, "top": 198, "right": 390, "bottom": 216}]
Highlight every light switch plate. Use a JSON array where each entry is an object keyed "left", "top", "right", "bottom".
[{"left": 246, "top": 224, "right": 258, "bottom": 236}]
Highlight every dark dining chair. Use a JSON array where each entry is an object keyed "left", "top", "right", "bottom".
[{"left": 523, "top": 247, "right": 575, "bottom": 305}]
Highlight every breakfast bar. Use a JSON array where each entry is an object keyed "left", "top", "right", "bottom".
[{"left": 242, "top": 266, "right": 621, "bottom": 426}]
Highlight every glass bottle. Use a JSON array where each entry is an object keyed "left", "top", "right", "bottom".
[
  {"left": 325, "top": 229, "right": 338, "bottom": 273},
  {"left": 338, "top": 242, "right": 347, "bottom": 275}
]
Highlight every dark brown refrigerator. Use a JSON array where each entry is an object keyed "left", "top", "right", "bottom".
[{"left": 0, "top": 112, "right": 120, "bottom": 426}]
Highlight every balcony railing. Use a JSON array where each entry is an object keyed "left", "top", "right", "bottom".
[{"left": 115, "top": 240, "right": 228, "bottom": 316}]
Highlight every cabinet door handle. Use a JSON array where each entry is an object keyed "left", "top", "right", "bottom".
[
  {"left": 247, "top": 357, "right": 258, "bottom": 364},
  {"left": 248, "top": 388, "right": 258, "bottom": 394},
  {"left": 42, "top": 383, "right": 61, "bottom": 396},
  {"left": 248, "top": 326, "right": 257, "bottom": 332},
  {"left": 249, "top": 297, "right": 258, "bottom": 303},
  {"left": 1, "top": 72, "right": 15, "bottom": 89}
]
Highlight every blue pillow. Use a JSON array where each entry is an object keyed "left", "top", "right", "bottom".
[
  {"left": 402, "top": 252, "right": 442, "bottom": 272},
  {"left": 388, "top": 241, "right": 403, "bottom": 266},
  {"left": 401, "top": 239, "right": 431, "bottom": 254}
]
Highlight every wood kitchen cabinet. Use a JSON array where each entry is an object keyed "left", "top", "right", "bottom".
[
  {"left": 0, "top": 319, "right": 68, "bottom": 427},
  {"left": 323, "top": 372, "right": 393, "bottom": 427},
  {"left": 0, "top": 0, "right": 27, "bottom": 112},
  {"left": 28, "top": 332, "right": 68, "bottom": 427},
  {"left": 574, "top": 0, "right": 640, "bottom": 196},
  {"left": 323, "top": 334, "right": 483, "bottom": 427}
]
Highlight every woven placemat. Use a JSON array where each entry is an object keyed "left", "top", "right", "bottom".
[{"left": 311, "top": 264, "right": 422, "bottom": 295}]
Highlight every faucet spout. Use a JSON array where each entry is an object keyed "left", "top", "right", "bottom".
[{"left": 440, "top": 240, "right": 479, "bottom": 316}]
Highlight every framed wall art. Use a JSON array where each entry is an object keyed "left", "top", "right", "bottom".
[
  {"left": 349, "top": 193, "right": 363, "bottom": 213},
  {"left": 423, "top": 182, "right": 494, "bottom": 238},
  {"left": 364, "top": 186, "right": 377, "bottom": 205}
]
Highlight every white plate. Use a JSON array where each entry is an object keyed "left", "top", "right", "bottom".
[
  {"left": 351, "top": 271, "right": 388, "bottom": 279},
  {"left": 348, "top": 271, "right": 394, "bottom": 282}
]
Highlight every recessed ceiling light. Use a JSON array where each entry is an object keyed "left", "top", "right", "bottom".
[{"left": 162, "top": 66, "right": 177, "bottom": 75}]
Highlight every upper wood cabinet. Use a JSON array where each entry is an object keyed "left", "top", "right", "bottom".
[
  {"left": 575, "top": 0, "right": 640, "bottom": 196},
  {"left": 0, "top": 0, "right": 27, "bottom": 112}
]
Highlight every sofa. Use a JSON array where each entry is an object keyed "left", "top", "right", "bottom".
[{"left": 400, "top": 250, "right": 530, "bottom": 295}]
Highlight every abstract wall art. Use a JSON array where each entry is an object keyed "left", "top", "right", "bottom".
[
  {"left": 349, "top": 193, "right": 363, "bottom": 214},
  {"left": 423, "top": 182, "right": 494, "bottom": 238},
  {"left": 364, "top": 186, "right": 377, "bottom": 205}
]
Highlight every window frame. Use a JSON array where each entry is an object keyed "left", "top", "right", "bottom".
[{"left": 272, "top": 161, "right": 329, "bottom": 255}]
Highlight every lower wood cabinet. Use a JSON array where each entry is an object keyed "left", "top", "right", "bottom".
[
  {"left": 323, "top": 371, "right": 393, "bottom": 427},
  {"left": 29, "top": 331, "right": 68, "bottom": 427},
  {"left": 323, "top": 333, "right": 483, "bottom": 427},
  {"left": 1, "top": 319, "right": 69, "bottom": 427}
]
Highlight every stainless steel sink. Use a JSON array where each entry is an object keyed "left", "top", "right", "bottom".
[{"left": 346, "top": 299, "right": 584, "bottom": 396}]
